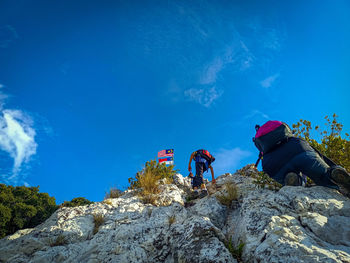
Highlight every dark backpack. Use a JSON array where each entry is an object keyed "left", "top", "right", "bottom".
[
  {"left": 195, "top": 149, "right": 215, "bottom": 166},
  {"left": 253, "top": 121, "right": 293, "bottom": 154}
]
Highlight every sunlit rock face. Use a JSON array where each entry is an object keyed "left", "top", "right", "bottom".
[{"left": 1, "top": 166, "right": 349, "bottom": 263}]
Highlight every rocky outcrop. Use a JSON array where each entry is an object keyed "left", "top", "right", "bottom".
[{"left": 1, "top": 167, "right": 350, "bottom": 263}]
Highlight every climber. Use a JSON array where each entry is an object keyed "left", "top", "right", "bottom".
[
  {"left": 253, "top": 121, "right": 350, "bottom": 192},
  {"left": 188, "top": 149, "right": 216, "bottom": 198}
]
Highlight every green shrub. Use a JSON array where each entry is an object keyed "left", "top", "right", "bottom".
[
  {"left": 128, "top": 159, "right": 178, "bottom": 189},
  {"left": 225, "top": 237, "right": 244, "bottom": 262},
  {"left": 61, "top": 197, "right": 93, "bottom": 208},
  {"left": 292, "top": 114, "right": 350, "bottom": 171},
  {"left": 216, "top": 182, "right": 239, "bottom": 207},
  {"left": 0, "top": 184, "right": 58, "bottom": 239}
]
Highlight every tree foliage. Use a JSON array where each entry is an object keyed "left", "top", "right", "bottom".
[
  {"left": 0, "top": 184, "right": 58, "bottom": 238},
  {"left": 61, "top": 197, "right": 93, "bottom": 208},
  {"left": 292, "top": 114, "right": 350, "bottom": 171}
]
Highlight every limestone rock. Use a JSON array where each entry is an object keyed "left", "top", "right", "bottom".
[{"left": 1, "top": 167, "right": 349, "bottom": 263}]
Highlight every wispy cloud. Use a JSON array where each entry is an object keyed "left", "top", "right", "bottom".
[
  {"left": 130, "top": 1, "right": 284, "bottom": 106},
  {"left": 199, "top": 40, "right": 255, "bottom": 86},
  {"left": 213, "top": 147, "right": 252, "bottom": 175},
  {"left": 260, "top": 73, "right": 280, "bottom": 88},
  {"left": 0, "top": 86, "right": 37, "bottom": 184},
  {"left": 243, "top": 110, "right": 269, "bottom": 120},
  {"left": 184, "top": 86, "right": 223, "bottom": 107},
  {"left": 0, "top": 25, "right": 19, "bottom": 48},
  {"left": 200, "top": 57, "right": 224, "bottom": 85}
]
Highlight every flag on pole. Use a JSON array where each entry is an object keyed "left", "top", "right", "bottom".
[
  {"left": 159, "top": 156, "right": 174, "bottom": 163},
  {"left": 158, "top": 149, "right": 174, "bottom": 158}
]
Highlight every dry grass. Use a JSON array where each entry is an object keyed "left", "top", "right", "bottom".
[
  {"left": 93, "top": 213, "right": 105, "bottom": 235},
  {"left": 49, "top": 234, "right": 67, "bottom": 247},
  {"left": 216, "top": 182, "right": 239, "bottom": 207},
  {"left": 168, "top": 215, "right": 176, "bottom": 226},
  {"left": 137, "top": 170, "right": 161, "bottom": 205},
  {"left": 105, "top": 187, "right": 123, "bottom": 199},
  {"left": 102, "top": 200, "right": 113, "bottom": 206}
]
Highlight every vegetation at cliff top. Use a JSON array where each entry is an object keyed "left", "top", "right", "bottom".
[
  {"left": 0, "top": 184, "right": 58, "bottom": 238},
  {"left": 61, "top": 197, "right": 93, "bottom": 208},
  {"left": 104, "top": 187, "right": 123, "bottom": 199},
  {"left": 128, "top": 159, "right": 178, "bottom": 189}
]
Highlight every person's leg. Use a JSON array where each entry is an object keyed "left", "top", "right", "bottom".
[
  {"left": 272, "top": 162, "right": 299, "bottom": 186},
  {"left": 284, "top": 172, "right": 301, "bottom": 186},
  {"left": 191, "top": 162, "right": 205, "bottom": 198},
  {"left": 292, "top": 151, "right": 338, "bottom": 188},
  {"left": 195, "top": 162, "right": 208, "bottom": 197}
]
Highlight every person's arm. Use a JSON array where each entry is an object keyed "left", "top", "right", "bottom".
[
  {"left": 188, "top": 152, "right": 195, "bottom": 172},
  {"left": 209, "top": 165, "right": 216, "bottom": 184}
]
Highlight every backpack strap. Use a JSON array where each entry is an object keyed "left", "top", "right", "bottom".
[{"left": 255, "top": 152, "right": 263, "bottom": 168}]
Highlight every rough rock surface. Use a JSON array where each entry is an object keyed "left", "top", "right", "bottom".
[{"left": 1, "top": 167, "right": 350, "bottom": 263}]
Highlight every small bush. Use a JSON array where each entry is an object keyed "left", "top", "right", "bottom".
[
  {"left": 61, "top": 197, "right": 93, "bottom": 208},
  {"left": 93, "top": 213, "right": 105, "bottom": 235},
  {"left": 252, "top": 171, "right": 282, "bottom": 191},
  {"left": 225, "top": 237, "right": 244, "bottom": 262},
  {"left": 50, "top": 234, "right": 67, "bottom": 247},
  {"left": 139, "top": 170, "right": 161, "bottom": 195},
  {"left": 235, "top": 164, "right": 257, "bottom": 177},
  {"left": 216, "top": 182, "right": 238, "bottom": 207},
  {"left": 105, "top": 188, "right": 123, "bottom": 199},
  {"left": 128, "top": 159, "right": 178, "bottom": 189},
  {"left": 102, "top": 200, "right": 113, "bottom": 206},
  {"left": 138, "top": 170, "right": 161, "bottom": 205},
  {"left": 128, "top": 159, "right": 179, "bottom": 205}
]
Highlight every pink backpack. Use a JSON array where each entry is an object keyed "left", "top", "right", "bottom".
[{"left": 253, "top": 121, "right": 293, "bottom": 154}]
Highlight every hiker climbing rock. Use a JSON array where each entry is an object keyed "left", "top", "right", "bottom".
[
  {"left": 253, "top": 121, "right": 350, "bottom": 192},
  {"left": 188, "top": 149, "right": 216, "bottom": 198}
]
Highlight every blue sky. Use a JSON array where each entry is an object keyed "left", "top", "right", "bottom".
[{"left": 0, "top": 0, "right": 349, "bottom": 203}]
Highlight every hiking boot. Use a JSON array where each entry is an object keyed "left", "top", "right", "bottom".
[
  {"left": 330, "top": 167, "right": 350, "bottom": 191},
  {"left": 284, "top": 172, "right": 300, "bottom": 186},
  {"left": 190, "top": 190, "right": 200, "bottom": 199},
  {"left": 199, "top": 189, "right": 208, "bottom": 198}
]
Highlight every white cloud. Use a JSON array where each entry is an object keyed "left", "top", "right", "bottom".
[
  {"left": 200, "top": 57, "right": 224, "bottom": 85},
  {"left": 199, "top": 41, "right": 255, "bottom": 87},
  {"left": 260, "top": 73, "right": 279, "bottom": 88},
  {"left": 213, "top": 148, "right": 252, "bottom": 175},
  {"left": 184, "top": 86, "right": 223, "bottom": 107},
  {"left": 0, "top": 87, "right": 37, "bottom": 184},
  {"left": 243, "top": 110, "right": 269, "bottom": 120}
]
